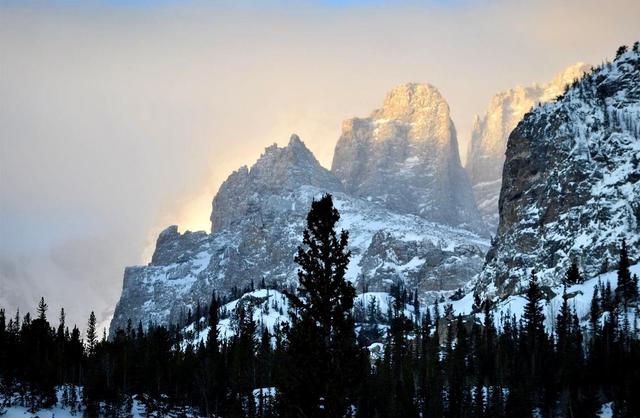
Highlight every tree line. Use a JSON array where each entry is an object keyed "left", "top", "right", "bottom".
[{"left": 1, "top": 195, "right": 639, "bottom": 417}]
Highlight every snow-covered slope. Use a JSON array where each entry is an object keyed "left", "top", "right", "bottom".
[
  {"left": 454, "top": 263, "right": 640, "bottom": 333},
  {"left": 332, "top": 83, "right": 487, "bottom": 236},
  {"left": 466, "top": 63, "right": 591, "bottom": 231},
  {"left": 0, "top": 387, "right": 203, "bottom": 418},
  {"left": 476, "top": 49, "right": 640, "bottom": 298},
  {"left": 110, "top": 135, "right": 489, "bottom": 335},
  {"left": 182, "top": 288, "right": 424, "bottom": 350},
  {"left": 181, "top": 289, "right": 291, "bottom": 347}
]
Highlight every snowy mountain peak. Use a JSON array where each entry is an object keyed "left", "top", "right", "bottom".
[
  {"left": 210, "top": 135, "right": 343, "bottom": 233},
  {"left": 476, "top": 47, "right": 640, "bottom": 298},
  {"left": 547, "top": 62, "right": 591, "bottom": 94},
  {"left": 151, "top": 226, "right": 209, "bottom": 266},
  {"left": 465, "top": 62, "right": 591, "bottom": 231},
  {"left": 331, "top": 83, "right": 486, "bottom": 235},
  {"left": 371, "top": 83, "right": 451, "bottom": 129},
  {"left": 288, "top": 132, "right": 302, "bottom": 144}
]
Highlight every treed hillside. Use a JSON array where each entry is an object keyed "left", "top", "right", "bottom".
[{"left": 2, "top": 194, "right": 640, "bottom": 418}]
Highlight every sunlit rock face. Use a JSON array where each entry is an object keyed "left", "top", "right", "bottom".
[
  {"left": 110, "top": 134, "right": 489, "bottom": 336},
  {"left": 476, "top": 51, "right": 640, "bottom": 298},
  {"left": 331, "top": 83, "right": 487, "bottom": 236},
  {"left": 210, "top": 134, "right": 343, "bottom": 233},
  {"left": 466, "top": 63, "right": 591, "bottom": 231}
]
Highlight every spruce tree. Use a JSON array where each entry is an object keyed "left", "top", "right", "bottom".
[
  {"left": 36, "top": 297, "right": 48, "bottom": 321},
  {"left": 556, "top": 288, "right": 572, "bottom": 361},
  {"left": 523, "top": 270, "right": 545, "bottom": 343},
  {"left": 57, "top": 308, "right": 66, "bottom": 340},
  {"left": 86, "top": 311, "right": 98, "bottom": 355},
  {"left": 564, "top": 262, "right": 583, "bottom": 285},
  {"left": 279, "top": 194, "right": 362, "bottom": 418},
  {"left": 522, "top": 269, "right": 548, "bottom": 405},
  {"left": 616, "top": 45, "right": 628, "bottom": 57},
  {"left": 206, "top": 291, "right": 220, "bottom": 354},
  {"left": 589, "top": 284, "right": 601, "bottom": 332},
  {"left": 616, "top": 240, "right": 636, "bottom": 305}
]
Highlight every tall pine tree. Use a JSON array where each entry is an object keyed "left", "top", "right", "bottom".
[
  {"left": 616, "top": 240, "right": 637, "bottom": 306},
  {"left": 279, "top": 194, "right": 363, "bottom": 418}
]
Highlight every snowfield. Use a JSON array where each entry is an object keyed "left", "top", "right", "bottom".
[{"left": 453, "top": 263, "right": 640, "bottom": 332}]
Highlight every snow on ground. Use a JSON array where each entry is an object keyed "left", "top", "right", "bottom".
[
  {"left": 599, "top": 402, "right": 613, "bottom": 418},
  {"left": 451, "top": 263, "right": 640, "bottom": 332},
  {"left": 354, "top": 291, "right": 415, "bottom": 319},
  {"left": 3, "top": 403, "right": 79, "bottom": 418},
  {"left": 182, "top": 289, "right": 291, "bottom": 348},
  {"left": 1, "top": 387, "right": 204, "bottom": 418},
  {"left": 182, "top": 288, "right": 422, "bottom": 350},
  {"left": 179, "top": 262, "right": 640, "bottom": 353}
]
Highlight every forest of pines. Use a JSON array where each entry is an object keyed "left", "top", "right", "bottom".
[{"left": 1, "top": 195, "right": 639, "bottom": 417}]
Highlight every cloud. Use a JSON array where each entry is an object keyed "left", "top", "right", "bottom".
[{"left": 1, "top": 0, "right": 638, "bottom": 330}]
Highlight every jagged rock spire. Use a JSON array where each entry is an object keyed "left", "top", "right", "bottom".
[
  {"left": 210, "top": 134, "right": 343, "bottom": 233},
  {"left": 465, "top": 62, "right": 591, "bottom": 231},
  {"left": 331, "top": 83, "right": 486, "bottom": 235}
]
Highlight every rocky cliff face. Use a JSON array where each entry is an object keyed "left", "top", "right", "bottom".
[
  {"left": 332, "top": 83, "right": 486, "bottom": 235},
  {"left": 210, "top": 135, "right": 343, "bottom": 233},
  {"left": 110, "top": 134, "right": 489, "bottom": 335},
  {"left": 466, "top": 63, "right": 590, "bottom": 231},
  {"left": 476, "top": 49, "right": 640, "bottom": 298}
]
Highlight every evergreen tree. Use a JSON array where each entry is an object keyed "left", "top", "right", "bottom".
[
  {"left": 522, "top": 270, "right": 549, "bottom": 409},
  {"left": 206, "top": 291, "right": 220, "bottom": 354},
  {"left": 616, "top": 240, "right": 637, "bottom": 305},
  {"left": 36, "top": 297, "right": 48, "bottom": 321},
  {"left": 616, "top": 45, "right": 628, "bottom": 57},
  {"left": 279, "top": 194, "right": 363, "bottom": 418},
  {"left": 556, "top": 288, "right": 572, "bottom": 361},
  {"left": 564, "top": 262, "right": 583, "bottom": 285},
  {"left": 523, "top": 270, "right": 546, "bottom": 344},
  {"left": 86, "top": 311, "right": 98, "bottom": 355},
  {"left": 589, "top": 284, "right": 601, "bottom": 332},
  {"left": 57, "top": 308, "right": 66, "bottom": 340}
]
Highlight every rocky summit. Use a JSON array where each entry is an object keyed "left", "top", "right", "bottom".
[
  {"left": 110, "top": 132, "right": 489, "bottom": 335},
  {"left": 465, "top": 63, "right": 591, "bottom": 231},
  {"left": 476, "top": 49, "right": 640, "bottom": 298},
  {"left": 331, "top": 83, "right": 487, "bottom": 236},
  {"left": 210, "top": 134, "right": 343, "bottom": 233}
]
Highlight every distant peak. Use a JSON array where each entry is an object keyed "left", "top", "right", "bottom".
[
  {"left": 386, "top": 82, "right": 440, "bottom": 97},
  {"left": 155, "top": 225, "right": 180, "bottom": 248},
  {"left": 263, "top": 134, "right": 308, "bottom": 156},
  {"left": 551, "top": 62, "right": 590, "bottom": 88},
  {"left": 373, "top": 82, "right": 450, "bottom": 123},
  {"left": 159, "top": 225, "right": 179, "bottom": 238},
  {"left": 288, "top": 133, "right": 301, "bottom": 144}
]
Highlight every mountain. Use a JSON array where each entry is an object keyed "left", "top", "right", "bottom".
[
  {"left": 475, "top": 47, "right": 640, "bottom": 298},
  {"left": 110, "top": 135, "right": 489, "bottom": 335},
  {"left": 332, "top": 83, "right": 487, "bottom": 235},
  {"left": 465, "top": 63, "right": 591, "bottom": 231},
  {"left": 210, "top": 135, "right": 343, "bottom": 233}
]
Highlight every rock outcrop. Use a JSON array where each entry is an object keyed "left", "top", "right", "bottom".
[
  {"left": 210, "top": 134, "right": 343, "bottom": 233},
  {"left": 332, "top": 83, "right": 486, "bottom": 235},
  {"left": 476, "top": 48, "right": 640, "bottom": 298},
  {"left": 466, "top": 63, "right": 590, "bottom": 231}
]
